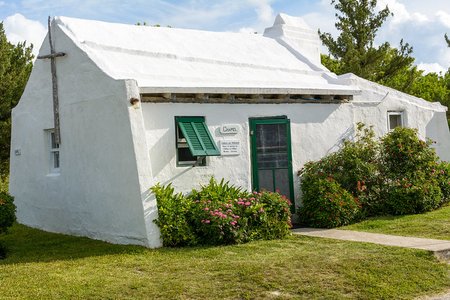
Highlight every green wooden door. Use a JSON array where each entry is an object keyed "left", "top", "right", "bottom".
[{"left": 250, "top": 117, "right": 294, "bottom": 204}]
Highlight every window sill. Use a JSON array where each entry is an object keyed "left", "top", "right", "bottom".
[{"left": 46, "top": 172, "right": 61, "bottom": 177}]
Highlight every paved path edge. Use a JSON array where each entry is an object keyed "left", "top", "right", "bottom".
[{"left": 293, "top": 228, "right": 450, "bottom": 260}]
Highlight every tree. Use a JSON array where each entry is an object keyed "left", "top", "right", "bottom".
[
  {"left": 0, "top": 22, "right": 33, "bottom": 178},
  {"left": 319, "top": 0, "right": 450, "bottom": 128},
  {"left": 319, "top": 0, "right": 415, "bottom": 85}
]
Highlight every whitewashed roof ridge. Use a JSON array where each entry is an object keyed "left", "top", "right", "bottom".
[{"left": 52, "top": 15, "right": 359, "bottom": 95}]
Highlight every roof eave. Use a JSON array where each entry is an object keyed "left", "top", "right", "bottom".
[{"left": 138, "top": 86, "right": 361, "bottom": 96}]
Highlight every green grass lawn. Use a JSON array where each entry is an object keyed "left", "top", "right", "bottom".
[
  {"left": 343, "top": 204, "right": 450, "bottom": 240},
  {"left": 0, "top": 224, "right": 449, "bottom": 299}
]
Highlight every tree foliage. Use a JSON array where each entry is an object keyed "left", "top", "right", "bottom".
[
  {"left": 0, "top": 22, "right": 33, "bottom": 177},
  {"left": 320, "top": 0, "right": 450, "bottom": 128},
  {"left": 319, "top": 0, "right": 415, "bottom": 84}
]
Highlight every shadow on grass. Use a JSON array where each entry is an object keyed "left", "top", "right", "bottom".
[
  {"left": 0, "top": 223, "right": 254, "bottom": 265},
  {"left": 0, "top": 223, "right": 156, "bottom": 264},
  {"left": 357, "top": 215, "right": 408, "bottom": 222}
]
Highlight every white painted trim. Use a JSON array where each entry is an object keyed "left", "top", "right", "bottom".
[{"left": 139, "top": 86, "right": 360, "bottom": 96}]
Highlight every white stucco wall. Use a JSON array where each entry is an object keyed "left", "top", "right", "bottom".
[
  {"left": 142, "top": 94, "right": 450, "bottom": 208},
  {"left": 142, "top": 102, "right": 354, "bottom": 207},
  {"left": 9, "top": 25, "right": 160, "bottom": 247}
]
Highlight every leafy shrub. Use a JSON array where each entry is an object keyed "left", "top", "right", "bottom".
[
  {"left": 435, "top": 161, "right": 450, "bottom": 205},
  {"left": 0, "top": 242, "right": 7, "bottom": 259},
  {"left": 379, "top": 128, "right": 444, "bottom": 214},
  {"left": 189, "top": 196, "right": 245, "bottom": 245},
  {"left": 151, "top": 184, "right": 196, "bottom": 247},
  {"left": 251, "top": 191, "right": 292, "bottom": 240},
  {"left": 298, "top": 124, "right": 448, "bottom": 227},
  {"left": 0, "top": 192, "right": 16, "bottom": 234},
  {"left": 0, "top": 175, "right": 8, "bottom": 193},
  {"left": 332, "top": 124, "right": 379, "bottom": 196},
  {"left": 299, "top": 178, "right": 360, "bottom": 228},
  {"left": 186, "top": 178, "right": 248, "bottom": 245},
  {"left": 380, "top": 127, "right": 438, "bottom": 179},
  {"left": 189, "top": 189, "right": 291, "bottom": 245},
  {"left": 299, "top": 124, "right": 380, "bottom": 219},
  {"left": 188, "top": 178, "right": 246, "bottom": 203},
  {"left": 383, "top": 175, "right": 442, "bottom": 215},
  {"left": 153, "top": 178, "right": 292, "bottom": 247}
]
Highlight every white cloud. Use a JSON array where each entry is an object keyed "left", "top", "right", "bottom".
[
  {"left": 377, "top": 0, "right": 428, "bottom": 25},
  {"left": 247, "top": 0, "right": 274, "bottom": 23},
  {"left": 417, "top": 62, "right": 447, "bottom": 75},
  {"left": 237, "top": 0, "right": 275, "bottom": 34},
  {"left": 436, "top": 11, "right": 450, "bottom": 28},
  {"left": 3, "top": 14, "right": 46, "bottom": 56},
  {"left": 368, "top": 1, "right": 450, "bottom": 71},
  {"left": 239, "top": 27, "right": 258, "bottom": 34}
]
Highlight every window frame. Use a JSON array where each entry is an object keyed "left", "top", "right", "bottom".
[
  {"left": 387, "top": 111, "right": 404, "bottom": 131},
  {"left": 47, "top": 129, "right": 60, "bottom": 174}
]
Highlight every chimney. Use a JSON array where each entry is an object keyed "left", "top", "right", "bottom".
[{"left": 263, "top": 13, "right": 321, "bottom": 65}]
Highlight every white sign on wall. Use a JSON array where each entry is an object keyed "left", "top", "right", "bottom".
[
  {"left": 220, "top": 124, "right": 239, "bottom": 135},
  {"left": 220, "top": 140, "right": 241, "bottom": 156}
]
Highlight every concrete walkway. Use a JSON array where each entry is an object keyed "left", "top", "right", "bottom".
[{"left": 292, "top": 228, "right": 450, "bottom": 260}]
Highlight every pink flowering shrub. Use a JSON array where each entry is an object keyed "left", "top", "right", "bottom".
[
  {"left": 189, "top": 190, "right": 291, "bottom": 245},
  {"left": 153, "top": 178, "right": 292, "bottom": 247}
]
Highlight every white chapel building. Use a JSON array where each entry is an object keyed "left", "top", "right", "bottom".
[{"left": 9, "top": 14, "right": 450, "bottom": 247}]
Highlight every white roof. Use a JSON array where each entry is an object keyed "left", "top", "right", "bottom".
[{"left": 54, "top": 16, "right": 358, "bottom": 95}]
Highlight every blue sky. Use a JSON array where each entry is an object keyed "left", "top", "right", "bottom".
[{"left": 1, "top": 0, "right": 449, "bottom": 74}]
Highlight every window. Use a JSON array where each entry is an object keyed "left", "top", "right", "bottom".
[
  {"left": 388, "top": 111, "right": 403, "bottom": 130},
  {"left": 175, "top": 117, "right": 220, "bottom": 166},
  {"left": 48, "top": 130, "right": 60, "bottom": 173}
]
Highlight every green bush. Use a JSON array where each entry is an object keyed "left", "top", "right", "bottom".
[
  {"left": 299, "top": 125, "right": 448, "bottom": 227},
  {"left": 383, "top": 175, "right": 442, "bottom": 215},
  {"left": 0, "top": 242, "right": 7, "bottom": 259},
  {"left": 250, "top": 191, "right": 292, "bottom": 240},
  {"left": 153, "top": 178, "right": 292, "bottom": 247},
  {"left": 299, "top": 178, "right": 360, "bottom": 228},
  {"left": 299, "top": 124, "right": 380, "bottom": 219},
  {"left": 379, "top": 127, "right": 444, "bottom": 214},
  {"left": 186, "top": 178, "right": 247, "bottom": 245},
  {"left": 189, "top": 189, "right": 291, "bottom": 245},
  {"left": 380, "top": 127, "right": 438, "bottom": 179},
  {"left": 0, "top": 192, "right": 16, "bottom": 234},
  {"left": 0, "top": 175, "right": 8, "bottom": 193},
  {"left": 188, "top": 178, "right": 246, "bottom": 203},
  {"left": 151, "top": 184, "right": 196, "bottom": 247},
  {"left": 435, "top": 161, "right": 450, "bottom": 205},
  {"left": 332, "top": 124, "right": 380, "bottom": 197}
]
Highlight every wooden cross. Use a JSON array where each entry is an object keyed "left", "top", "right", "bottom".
[{"left": 37, "top": 16, "right": 66, "bottom": 145}]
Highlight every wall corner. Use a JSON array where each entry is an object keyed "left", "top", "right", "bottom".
[{"left": 125, "top": 79, "right": 162, "bottom": 248}]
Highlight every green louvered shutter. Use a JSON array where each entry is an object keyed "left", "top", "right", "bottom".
[{"left": 177, "top": 117, "right": 220, "bottom": 156}]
